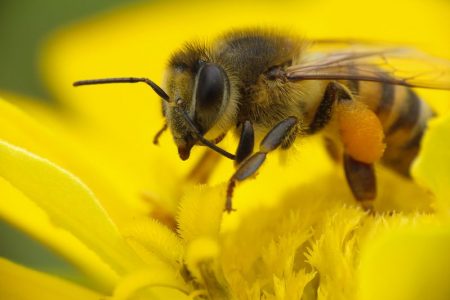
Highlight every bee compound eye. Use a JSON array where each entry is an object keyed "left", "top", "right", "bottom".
[{"left": 195, "top": 64, "right": 225, "bottom": 110}]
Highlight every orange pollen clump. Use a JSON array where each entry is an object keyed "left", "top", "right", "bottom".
[{"left": 337, "top": 101, "right": 386, "bottom": 164}]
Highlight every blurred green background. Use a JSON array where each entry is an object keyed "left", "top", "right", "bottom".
[
  {"left": 0, "top": 0, "right": 141, "bottom": 101},
  {"left": 0, "top": 0, "right": 140, "bottom": 284}
]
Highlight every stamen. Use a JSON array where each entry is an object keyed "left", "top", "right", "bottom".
[{"left": 185, "top": 238, "right": 230, "bottom": 299}]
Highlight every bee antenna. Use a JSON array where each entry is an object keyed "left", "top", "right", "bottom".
[
  {"left": 73, "top": 77, "right": 235, "bottom": 160},
  {"left": 73, "top": 77, "right": 170, "bottom": 102}
]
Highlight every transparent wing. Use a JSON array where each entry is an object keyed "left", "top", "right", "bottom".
[{"left": 287, "top": 43, "right": 450, "bottom": 90}]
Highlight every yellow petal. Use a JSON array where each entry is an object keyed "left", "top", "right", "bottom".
[
  {"left": 0, "top": 176, "right": 118, "bottom": 292},
  {"left": 272, "top": 270, "right": 316, "bottom": 300},
  {"left": 113, "top": 269, "right": 189, "bottom": 300},
  {"left": 358, "top": 224, "right": 450, "bottom": 300},
  {"left": 121, "top": 217, "right": 184, "bottom": 269},
  {"left": 177, "top": 186, "right": 231, "bottom": 298},
  {"left": 185, "top": 237, "right": 229, "bottom": 300},
  {"left": 306, "top": 207, "right": 364, "bottom": 299},
  {"left": 185, "top": 237, "right": 220, "bottom": 282},
  {"left": 0, "top": 96, "right": 139, "bottom": 225},
  {"left": 413, "top": 114, "right": 450, "bottom": 215},
  {"left": 0, "top": 141, "right": 141, "bottom": 275},
  {"left": 0, "top": 258, "right": 104, "bottom": 300},
  {"left": 177, "top": 185, "right": 225, "bottom": 244}
]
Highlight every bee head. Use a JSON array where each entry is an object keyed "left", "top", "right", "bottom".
[
  {"left": 73, "top": 46, "right": 235, "bottom": 161},
  {"left": 164, "top": 53, "right": 231, "bottom": 160}
]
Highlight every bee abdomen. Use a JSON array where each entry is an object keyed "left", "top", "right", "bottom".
[
  {"left": 384, "top": 89, "right": 421, "bottom": 135},
  {"left": 353, "top": 80, "right": 432, "bottom": 176},
  {"left": 382, "top": 125, "right": 426, "bottom": 176},
  {"left": 375, "top": 82, "right": 395, "bottom": 120},
  {"left": 376, "top": 86, "right": 433, "bottom": 176}
]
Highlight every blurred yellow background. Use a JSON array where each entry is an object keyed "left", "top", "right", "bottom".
[{"left": 1, "top": 0, "right": 449, "bottom": 287}]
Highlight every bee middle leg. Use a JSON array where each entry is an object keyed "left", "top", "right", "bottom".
[
  {"left": 235, "top": 120, "right": 255, "bottom": 165},
  {"left": 225, "top": 116, "right": 298, "bottom": 212}
]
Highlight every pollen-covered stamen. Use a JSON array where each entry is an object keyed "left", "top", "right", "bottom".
[{"left": 185, "top": 238, "right": 230, "bottom": 299}]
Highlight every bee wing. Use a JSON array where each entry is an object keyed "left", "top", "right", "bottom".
[{"left": 286, "top": 46, "right": 450, "bottom": 90}]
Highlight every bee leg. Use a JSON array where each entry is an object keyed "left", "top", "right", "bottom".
[
  {"left": 323, "top": 137, "right": 342, "bottom": 163},
  {"left": 334, "top": 85, "right": 385, "bottom": 211},
  {"left": 153, "top": 122, "right": 168, "bottom": 145},
  {"left": 281, "top": 123, "right": 301, "bottom": 149},
  {"left": 235, "top": 120, "right": 255, "bottom": 166},
  {"left": 308, "top": 81, "right": 351, "bottom": 134},
  {"left": 226, "top": 117, "right": 298, "bottom": 212},
  {"left": 226, "top": 152, "right": 266, "bottom": 212},
  {"left": 186, "top": 149, "right": 221, "bottom": 184},
  {"left": 185, "top": 132, "right": 231, "bottom": 184},
  {"left": 343, "top": 154, "right": 376, "bottom": 211}
]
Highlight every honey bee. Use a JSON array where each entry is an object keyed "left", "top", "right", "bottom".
[{"left": 74, "top": 28, "right": 450, "bottom": 212}]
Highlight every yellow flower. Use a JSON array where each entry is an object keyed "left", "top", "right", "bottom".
[{"left": 1, "top": 0, "right": 450, "bottom": 300}]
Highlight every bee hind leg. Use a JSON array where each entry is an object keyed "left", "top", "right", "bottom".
[
  {"left": 343, "top": 154, "right": 376, "bottom": 212},
  {"left": 225, "top": 116, "right": 298, "bottom": 213}
]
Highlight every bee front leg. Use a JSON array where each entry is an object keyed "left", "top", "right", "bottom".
[
  {"left": 226, "top": 117, "right": 298, "bottom": 212},
  {"left": 235, "top": 120, "right": 255, "bottom": 166},
  {"left": 153, "top": 122, "right": 168, "bottom": 145}
]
